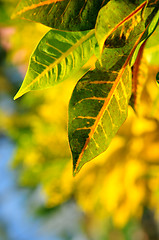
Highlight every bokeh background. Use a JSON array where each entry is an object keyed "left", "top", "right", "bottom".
[{"left": 0, "top": 1, "right": 159, "bottom": 239}]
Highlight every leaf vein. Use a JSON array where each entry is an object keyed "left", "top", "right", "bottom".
[{"left": 20, "top": 29, "right": 95, "bottom": 94}]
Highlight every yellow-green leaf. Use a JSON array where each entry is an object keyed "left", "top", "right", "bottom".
[
  {"left": 144, "top": 25, "right": 159, "bottom": 65},
  {"left": 131, "top": 6, "right": 159, "bottom": 66},
  {"left": 95, "top": 0, "right": 147, "bottom": 53},
  {"left": 69, "top": 65, "right": 132, "bottom": 175},
  {"left": 14, "top": 29, "right": 98, "bottom": 99}
]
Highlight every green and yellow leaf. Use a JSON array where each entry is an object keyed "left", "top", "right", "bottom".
[
  {"left": 95, "top": 0, "right": 148, "bottom": 53},
  {"left": 131, "top": 6, "right": 159, "bottom": 66},
  {"left": 14, "top": 29, "right": 98, "bottom": 99},
  {"left": 144, "top": 25, "right": 159, "bottom": 65},
  {"left": 69, "top": 64, "right": 132, "bottom": 176},
  {"left": 12, "top": 0, "right": 109, "bottom": 31}
]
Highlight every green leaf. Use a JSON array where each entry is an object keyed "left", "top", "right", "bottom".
[
  {"left": 14, "top": 29, "right": 98, "bottom": 100},
  {"left": 144, "top": 26, "right": 159, "bottom": 65},
  {"left": 131, "top": 6, "right": 159, "bottom": 66},
  {"left": 95, "top": 0, "right": 147, "bottom": 53},
  {"left": 69, "top": 65, "right": 132, "bottom": 176},
  {"left": 12, "top": 0, "right": 109, "bottom": 31}
]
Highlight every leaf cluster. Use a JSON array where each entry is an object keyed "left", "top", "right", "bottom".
[{"left": 12, "top": 0, "right": 159, "bottom": 175}]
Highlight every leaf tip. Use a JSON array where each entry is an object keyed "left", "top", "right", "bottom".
[
  {"left": 13, "top": 94, "right": 19, "bottom": 100},
  {"left": 14, "top": 92, "right": 21, "bottom": 100},
  {"left": 73, "top": 160, "right": 82, "bottom": 177},
  {"left": 73, "top": 164, "right": 78, "bottom": 177},
  {"left": 14, "top": 89, "right": 28, "bottom": 100},
  {"left": 73, "top": 171, "right": 77, "bottom": 177}
]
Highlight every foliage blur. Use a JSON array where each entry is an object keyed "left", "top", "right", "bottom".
[{"left": 1, "top": 1, "right": 159, "bottom": 239}]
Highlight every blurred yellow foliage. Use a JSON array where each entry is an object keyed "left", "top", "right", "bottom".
[
  {"left": 1, "top": 12, "right": 159, "bottom": 230},
  {"left": 6, "top": 76, "right": 159, "bottom": 227}
]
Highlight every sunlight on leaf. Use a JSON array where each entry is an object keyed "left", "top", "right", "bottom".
[
  {"left": 14, "top": 29, "right": 98, "bottom": 99},
  {"left": 131, "top": 7, "right": 159, "bottom": 66},
  {"left": 95, "top": 0, "right": 147, "bottom": 53},
  {"left": 69, "top": 65, "right": 132, "bottom": 175},
  {"left": 144, "top": 26, "right": 159, "bottom": 65}
]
